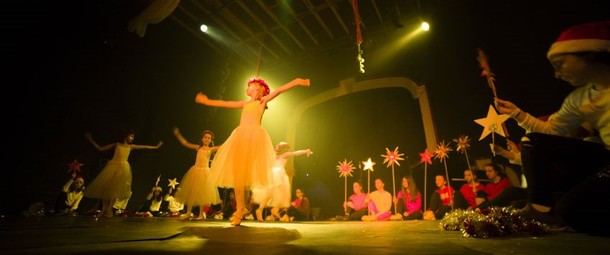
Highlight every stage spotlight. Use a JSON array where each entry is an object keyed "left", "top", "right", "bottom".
[
  {"left": 200, "top": 24, "right": 209, "bottom": 33},
  {"left": 420, "top": 21, "right": 430, "bottom": 31}
]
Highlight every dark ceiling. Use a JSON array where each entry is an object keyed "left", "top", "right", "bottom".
[{"left": 172, "top": 0, "right": 414, "bottom": 66}]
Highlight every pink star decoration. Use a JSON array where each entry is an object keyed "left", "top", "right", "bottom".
[
  {"left": 67, "top": 160, "right": 84, "bottom": 175},
  {"left": 419, "top": 149, "right": 433, "bottom": 165}
]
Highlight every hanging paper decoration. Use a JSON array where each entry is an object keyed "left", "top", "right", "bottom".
[
  {"left": 351, "top": 0, "right": 365, "bottom": 73},
  {"left": 128, "top": 0, "right": 180, "bottom": 38}
]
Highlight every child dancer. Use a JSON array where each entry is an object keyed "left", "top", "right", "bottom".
[
  {"left": 253, "top": 142, "right": 313, "bottom": 221},
  {"left": 55, "top": 174, "right": 85, "bottom": 216},
  {"left": 85, "top": 132, "right": 163, "bottom": 217},
  {"left": 173, "top": 127, "right": 221, "bottom": 220},
  {"left": 343, "top": 181, "right": 368, "bottom": 220},
  {"left": 196, "top": 77, "right": 310, "bottom": 226},
  {"left": 135, "top": 185, "right": 164, "bottom": 217},
  {"left": 164, "top": 186, "right": 184, "bottom": 217},
  {"left": 394, "top": 176, "right": 423, "bottom": 220},
  {"left": 362, "top": 178, "right": 392, "bottom": 221}
]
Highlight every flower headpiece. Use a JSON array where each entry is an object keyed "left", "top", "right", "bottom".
[{"left": 247, "top": 78, "right": 270, "bottom": 96}]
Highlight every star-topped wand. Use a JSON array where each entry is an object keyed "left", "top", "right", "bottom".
[
  {"left": 337, "top": 159, "right": 355, "bottom": 215},
  {"left": 168, "top": 178, "right": 179, "bottom": 190},
  {"left": 477, "top": 48, "right": 511, "bottom": 155},
  {"left": 67, "top": 160, "right": 84, "bottom": 177},
  {"left": 362, "top": 158, "right": 376, "bottom": 194},
  {"left": 362, "top": 157, "right": 376, "bottom": 216},
  {"left": 453, "top": 135, "right": 472, "bottom": 170},
  {"left": 381, "top": 146, "right": 405, "bottom": 214},
  {"left": 474, "top": 105, "right": 510, "bottom": 156},
  {"left": 434, "top": 141, "right": 454, "bottom": 210},
  {"left": 419, "top": 149, "right": 433, "bottom": 211}
]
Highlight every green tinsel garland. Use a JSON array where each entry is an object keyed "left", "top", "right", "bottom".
[{"left": 440, "top": 207, "right": 548, "bottom": 238}]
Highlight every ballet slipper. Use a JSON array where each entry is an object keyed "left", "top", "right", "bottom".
[
  {"left": 231, "top": 208, "right": 244, "bottom": 226},
  {"left": 179, "top": 213, "right": 193, "bottom": 220},
  {"left": 271, "top": 208, "right": 281, "bottom": 220},
  {"left": 193, "top": 212, "right": 206, "bottom": 221},
  {"left": 256, "top": 208, "right": 264, "bottom": 222}
]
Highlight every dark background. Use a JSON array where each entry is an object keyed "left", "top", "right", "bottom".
[{"left": 3, "top": 0, "right": 609, "bottom": 217}]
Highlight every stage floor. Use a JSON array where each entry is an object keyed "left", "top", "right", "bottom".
[{"left": 1, "top": 216, "right": 609, "bottom": 254}]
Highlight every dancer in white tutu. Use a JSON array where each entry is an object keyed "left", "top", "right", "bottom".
[
  {"left": 85, "top": 131, "right": 163, "bottom": 217},
  {"left": 195, "top": 77, "right": 310, "bottom": 226},
  {"left": 172, "top": 127, "right": 220, "bottom": 220},
  {"left": 253, "top": 142, "right": 312, "bottom": 221}
]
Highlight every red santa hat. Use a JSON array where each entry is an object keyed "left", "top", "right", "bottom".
[{"left": 547, "top": 21, "right": 610, "bottom": 59}]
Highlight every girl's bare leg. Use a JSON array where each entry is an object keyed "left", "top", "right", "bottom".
[{"left": 232, "top": 186, "right": 245, "bottom": 226}]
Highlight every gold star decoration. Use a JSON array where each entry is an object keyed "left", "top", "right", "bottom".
[
  {"left": 337, "top": 159, "right": 355, "bottom": 178},
  {"left": 453, "top": 135, "right": 471, "bottom": 154},
  {"left": 168, "top": 178, "right": 179, "bottom": 189},
  {"left": 434, "top": 141, "right": 453, "bottom": 162},
  {"left": 362, "top": 157, "right": 376, "bottom": 172},
  {"left": 419, "top": 149, "right": 433, "bottom": 165},
  {"left": 474, "top": 105, "right": 510, "bottom": 141},
  {"left": 67, "top": 160, "right": 84, "bottom": 175},
  {"left": 381, "top": 146, "right": 405, "bottom": 168}
]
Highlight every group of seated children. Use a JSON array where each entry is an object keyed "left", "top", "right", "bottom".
[{"left": 342, "top": 162, "right": 525, "bottom": 221}]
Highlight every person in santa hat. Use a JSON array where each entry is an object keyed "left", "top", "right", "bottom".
[{"left": 495, "top": 21, "right": 610, "bottom": 234}]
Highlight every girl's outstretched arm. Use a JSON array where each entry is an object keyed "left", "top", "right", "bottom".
[
  {"left": 173, "top": 127, "right": 199, "bottom": 150},
  {"left": 195, "top": 92, "right": 245, "bottom": 109},
  {"left": 85, "top": 133, "right": 115, "bottom": 152},
  {"left": 279, "top": 148, "right": 313, "bottom": 159},
  {"left": 131, "top": 141, "right": 163, "bottom": 150},
  {"left": 261, "top": 78, "right": 310, "bottom": 104}
]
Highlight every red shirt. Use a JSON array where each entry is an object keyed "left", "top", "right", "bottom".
[
  {"left": 459, "top": 183, "right": 484, "bottom": 208},
  {"left": 436, "top": 186, "right": 455, "bottom": 206},
  {"left": 483, "top": 177, "right": 510, "bottom": 200}
]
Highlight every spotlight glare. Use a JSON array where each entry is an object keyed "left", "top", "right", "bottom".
[
  {"left": 420, "top": 21, "right": 430, "bottom": 31},
  {"left": 200, "top": 24, "right": 209, "bottom": 33}
]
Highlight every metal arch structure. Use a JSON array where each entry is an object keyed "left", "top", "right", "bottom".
[{"left": 285, "top": 77, "right": 439, "bottom": 181}]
